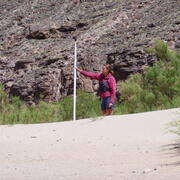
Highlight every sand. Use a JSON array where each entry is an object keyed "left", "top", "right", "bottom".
[{"left": 0, "top": 108, "right": 180, "bottom": 180}]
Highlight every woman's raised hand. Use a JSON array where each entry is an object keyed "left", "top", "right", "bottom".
[{"left": 76, "top": 67, "right": 82, "bottom": 72}]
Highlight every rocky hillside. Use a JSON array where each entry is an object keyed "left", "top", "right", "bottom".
[{"left": 0, "top": 0, "right": 179, "bottom": 105}]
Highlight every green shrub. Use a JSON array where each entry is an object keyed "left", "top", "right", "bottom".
[
  {"left": 119, "top": 40, "right": 180, "bottom": 114},
  {"left": 0, "top": 84, "right": 9, "bottom": 105},
  {"left": 0, "top": 88, "right": 102, "bottom": 124}
]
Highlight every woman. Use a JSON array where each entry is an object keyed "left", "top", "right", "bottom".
[{"left": 76, "top": 64, "right": 116, "bottom": 116}]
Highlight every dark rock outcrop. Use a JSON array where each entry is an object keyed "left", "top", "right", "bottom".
[
  {"left": 107, "top": 49, "right": 156, "bottom": 80},
  {"left": 0, "top": 0, "right": 179, "bottom": 104}
]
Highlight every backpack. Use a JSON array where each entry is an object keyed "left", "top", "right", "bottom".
[{"left": 98, "top": 80, "right": 109, "bottom": 93}]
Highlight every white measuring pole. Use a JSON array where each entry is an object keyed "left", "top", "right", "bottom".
[{"left": 73, "top": 40, "right": 77, "bottom": 121}]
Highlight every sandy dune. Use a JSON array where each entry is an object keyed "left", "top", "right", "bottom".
[{"left": 0, "top": 108, "right": 180, "bottom": 180}]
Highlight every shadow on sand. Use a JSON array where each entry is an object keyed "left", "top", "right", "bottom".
[{"left": 161, "top": 142, "right": 180, "bottom": 166}]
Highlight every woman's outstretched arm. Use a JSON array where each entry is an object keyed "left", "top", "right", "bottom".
[{"left": 76, "top": 68, "right": 101, "bottom": 80}]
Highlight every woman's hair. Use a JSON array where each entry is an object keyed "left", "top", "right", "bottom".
[{"left": 103, "top": 64, "right": 113, "bottom": 74}]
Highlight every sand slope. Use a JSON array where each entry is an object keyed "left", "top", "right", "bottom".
[{"left": 0, "top": 108, "right": 180, "bottom": 180}]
